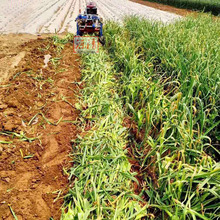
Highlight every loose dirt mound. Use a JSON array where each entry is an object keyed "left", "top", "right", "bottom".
[
  {"left": 0, "top": 34, "right": 36, "bottom": 83},
  {"left": 0, "top": 36, "right": 80, "bottom": 219}
]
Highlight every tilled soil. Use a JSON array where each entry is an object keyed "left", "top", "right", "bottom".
[
  {"left": 0, "top": 34, "right": 36, "bottom": 83},
  {"left": 0, "top": 36, "right": 81, "bottom": 219}
]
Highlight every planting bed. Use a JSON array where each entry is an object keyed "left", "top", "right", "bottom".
[{"left": 0, "top": 35, "right": 81, "bottom": 219}]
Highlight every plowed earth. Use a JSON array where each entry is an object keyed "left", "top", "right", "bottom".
[{"left": 0, "top": 36, "right": 81, "bottom": 219}]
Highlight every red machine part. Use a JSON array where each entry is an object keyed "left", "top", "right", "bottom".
[{"left": 86, "top": 2, "right": 97, "bottom": 8}]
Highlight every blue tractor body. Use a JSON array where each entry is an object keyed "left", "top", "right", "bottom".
[{"left": 75, "top": 2, "right": 103, "bottom": 37}]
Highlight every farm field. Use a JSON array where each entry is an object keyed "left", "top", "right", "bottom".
[
  {"left": 0, "top": 0, "right": 219, "bottom": 219},
  {"left": 0, "top": 0, "right": 180, "bottom": 35}
]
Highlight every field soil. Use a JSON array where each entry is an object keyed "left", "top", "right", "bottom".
[
  {"left": 130, "top": 0, "right": 193, "bottom": 16},
  {"left": 0, "top": 35, "right": 81, "bottom": 219}
]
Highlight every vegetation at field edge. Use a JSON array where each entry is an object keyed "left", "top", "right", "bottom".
[
  {"left": 62, "top": 14, "right": 220, "bottom": 219},
  {"left": 143, "top": 0, "right": 220, "bottom": 15}
]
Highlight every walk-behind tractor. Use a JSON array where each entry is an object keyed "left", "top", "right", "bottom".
[{"left": 75, "top": 2, "right": 105, "bottom": 44}]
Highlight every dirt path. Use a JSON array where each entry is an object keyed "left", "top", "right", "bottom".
[
  {"left": 0, "top": 0, "right": 181, "bottom": 34},
  {"left": 130, "top": 0, "right": 193, "bottom": 16},
  {"left": 0, "top": 36, "right": 81, "bottom": 219}
]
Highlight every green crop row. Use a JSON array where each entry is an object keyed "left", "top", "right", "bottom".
[
  {"left": 61, "top": 50, "right": 147, "bottom": 219},
  {"left": 104, "top": 14, "right": 220, "bottom": 219},
  {"left": 62, "top": 14, "right": 219, "bottom": 219},
  {"left": 143, "top": 0, "right": 220, "bottom": 15}
]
